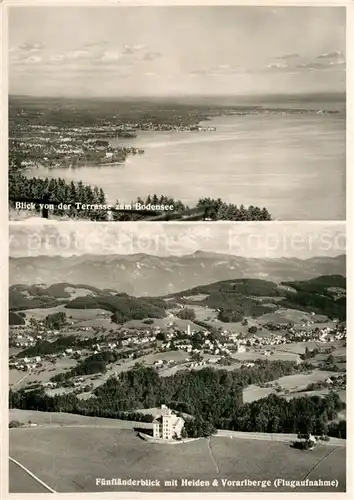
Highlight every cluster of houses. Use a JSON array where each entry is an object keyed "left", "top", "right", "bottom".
[
  {"left": 12, "top": 116, "right": 216, "bottom": 173},
  {"left": 10, "top": 123, "right": 144, "bottom": 170},
  {"left": 159, "top": 324, "right": 239, "bottom": 357},
  {"left": 150, "top": 319, "right": 346, "bottom": 367},
  {"left": 283, "top": 322, "right": 346, "bottom": 344},
  {"left": 9, "top": 355, "right": 42, "bottom": 372},
  {"left": 9, "top": 328, "right": 61, "bottom": 350},
  {"left": 120, "top": 334, "right": 157, "bottom": 347},
  {"left": 9, "top": 306, "right": 347, "bottom": 398}
]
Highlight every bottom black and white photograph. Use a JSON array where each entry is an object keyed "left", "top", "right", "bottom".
[{"left": 8, "top": 221, "right": 346, "bottom": 493}]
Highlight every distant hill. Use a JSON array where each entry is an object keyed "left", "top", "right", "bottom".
[
  {"left": 166, "top": 275, "right": 346, "bottom": 322},
  {"left": 9, "top": 283, "right": 117, "bottom": 312},
  {"left": 279, "top": 275, "right": 346, "bottom": 321},
  {"left": 281, "top": 275, "right": 346, "bottom": 295},
  {"left": 9, "top": 253, "right": 346, "bottom": 297},
  {"left": 170, "top": 278, "right": 282, "bottom": 298},
  {"left": 9, "top": 273, "right": 346, "bottom": 323},
  {"left": 9, "top": 284, "right": 168, "bottom": 324},
  {"left": 65, "top": 293, "right": 168, "bottom": 324}
]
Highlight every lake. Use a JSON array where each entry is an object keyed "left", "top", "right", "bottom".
[{"left": 25, "top": 111, "right": 346, "bottom": 220}]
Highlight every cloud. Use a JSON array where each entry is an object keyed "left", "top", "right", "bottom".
[
  {"left": 267, "top": 62, "right": 288, "bottom": 70},
  {"left": 329, "top": 60, "right": 346, "bottom": 67},
  {"left": 100, "top": 50, "right": 122, "bottom": 63},
  {"left": 83, "top": 40, "right": 108, "bottom": 48},
  {"left": 189, "top": 69, "right": 208, "bottom": 76},
  {"left": 50, "top": 54, "right": 65, "bottom": 63},
  {"left": 123, "top": 44, "right": 145, "bottom": 54},
  {"left": 276, "top": 53, "right": 300, "bottom": 60},
  {"left": 297, "top": 62, "right": 325, "bottom": 70},
  {"left": 18, "top": 42, "right": 44, "bottom": 52},
  {"left": 191, "top": 64, "right": 248, "bottom": 76},
  {"left": 67, "top": 50, "right": 92, "bottom": 61},
  {"left": 143, "top": 51, "right": 162, "bottom": 61},
  {"left": 317, "top": 50, "right": 344, "bottom": 59},
  {"left": 24, "top": 55, "right": 42, "bottom": 64},
  {"left": 297, "top": 59, "right": 345, "bottom": 71},
  {"left": 10, "top": 41, "right": 45, "bottom": 63}
]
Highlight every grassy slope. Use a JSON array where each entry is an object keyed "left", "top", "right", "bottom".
[{"left": 9, "top": 417, "right": 345, "bottom": 493}]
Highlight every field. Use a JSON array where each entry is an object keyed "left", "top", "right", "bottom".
[
  {"left": 158, "top": 361, "right": 261, "bottom": 377},
  {"left": 9, "top": 415, "right": 346, "bottom": 493},
  {"left": 23, "top": 305, "right": 115, "bottom": 324},
  {"left": 103, "top": 349, "right": 189, "bottom": 380},
  {"left": 231, "top": 350, "right": 300, "bottom": 363},
  {"left": 257, "top": 309, "right": 328, "bottom": 325},
  {"left": 284, "top": 389, "right": 346, "bottom": 408},
  {"left": 293, "top": 321, "right": 339, "bottom": 332},
  {"left": 243, "top": 370, "right": 342, "bottom": 403},
  {"left": 272, "top": 342, "right": 324, "bottom": 355},
  {"left": 9, "top": 409, "right": 150, "bottom": 428},
  {"left": 46, "top": 349, "right": 192, "bottom": 394},
  {"left": 123, "top": 315, "right": 205, "bottom": 332},
  {"left": 9, "top": 369, "right": 28, "bottom": 387},
  {"left": 70, "top": 317, "right": 119, "bottom": 330},
  {"left": 182, "top": 294, "right": 210, "bottom": 302},
  {"left": 31, "top": 309, "right": 122, "bottom": 335},
  {"left": 9, "top": 357, "right": 78, "bottom": 390},
  {"left": 9, "top": 460, "right": 50, "bottom": 493}
]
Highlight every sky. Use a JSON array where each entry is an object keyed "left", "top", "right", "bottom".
[
  {"left": 8, "top": 6, "right": 346, "bottom": 97},
  {"left": 9, "top": 221, "right": 346, "bottom": 259}
]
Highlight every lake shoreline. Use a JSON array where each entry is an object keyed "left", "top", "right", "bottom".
[{"left": 21, "top": 110, "right": 345, "bottom": 220}]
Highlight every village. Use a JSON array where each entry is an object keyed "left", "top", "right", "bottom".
[
  {"left": 9, "top": 304, "right": 346, "bottom": 399},
  {"left": 9, "top": 124, "right": 145, "bottom": 170},
  {"left": 9, "top": 117, "right": 216, "bottom": 171}
]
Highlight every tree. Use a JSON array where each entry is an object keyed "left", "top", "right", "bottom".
[
  {"left": 176, "top": 308, "right": 196, "bottom": 321},
  {"left": 326, "top": 354, "right": 335, "bottom": 364},
  {"left": 314, "top": 415, "right": 328, "bottom": 436},
  {"left": 44, "top": 312, "right": 67, "bottom": 330},
  {"left": 9, "top": 420, "right": 22, "bottom": 428},
  {"left": 181, "top": 427, "right": 188, "bottom": 439},
  {"left": 297, "top": 415, "right": 314, "bottom": 435}
]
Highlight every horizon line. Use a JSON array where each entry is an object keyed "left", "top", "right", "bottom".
[
  {"left": 8, "top": 91, "right": 346, "bottom": 100},
  {"left": 9, "top": 251, "right": 346, "bottom": 260}
]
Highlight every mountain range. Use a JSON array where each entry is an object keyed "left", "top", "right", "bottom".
[{"left": 9, "top": 252, "right": 346, "bottom": 297}]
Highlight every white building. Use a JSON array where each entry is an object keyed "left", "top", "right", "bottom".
[
  {"left": 236, "top": 344, "right": 246, "bottom": 353},
  {"left": 152, "top": 405, "right": 185, "bottom": 440}
]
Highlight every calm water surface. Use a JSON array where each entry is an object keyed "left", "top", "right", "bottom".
[{"left": 26, "top": 112, "right": 345, "bottom": 220}]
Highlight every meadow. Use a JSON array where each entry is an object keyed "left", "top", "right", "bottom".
[
  {"left": 9, "top": 423, "right": 346, "bottom": 492},
  {"left": 10, "top": 357, "right": 78, "bottom": 390},
  {"left": 256, "top": 309, "right": 328, "bottom": 325},
  {"left": 243, "top": 370, "right": 343, "bottom": 403},
  {"left": 24, "top": 306, "right": 112, "bottom": 322}
]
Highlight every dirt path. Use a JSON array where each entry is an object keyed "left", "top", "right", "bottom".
[
  {"left": 303, "top": 446, "right": 341, "bottom": 480},
  {"left": 12, "top": 369, "right": 31, "bottom": 388},
  {"left": 207, "top": 437, "right": 220, "bottom": 475}
]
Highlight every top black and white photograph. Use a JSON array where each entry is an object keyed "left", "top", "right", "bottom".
[{"left": 7, "top": 5, "right": 346, "bottom": 222}]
